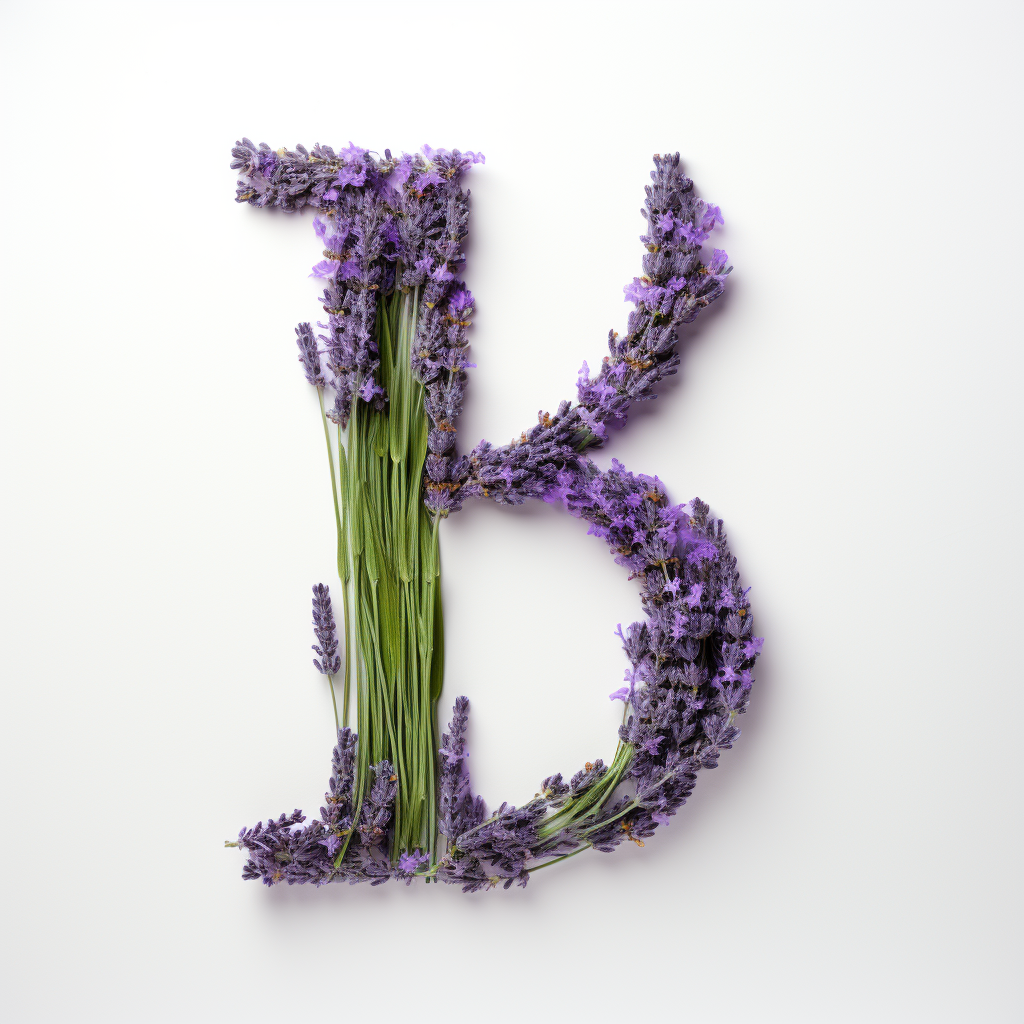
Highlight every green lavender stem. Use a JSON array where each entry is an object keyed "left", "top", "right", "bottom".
[
  {"left": 327, "top": 673, "right": 339, "bottom": 733},
  {"left": 317, "top": 388, "right": 345, "bottom": 582},
  {"left": 337, "top": 429, "right": 352, "bottom": 727},
  {"left": 527, "top": 844, "right": 593, "bottom": 874},
  {"left": 536, "top": 741, "right": 635, "bottom": 839}
]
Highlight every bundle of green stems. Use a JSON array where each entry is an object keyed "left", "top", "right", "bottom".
[{"left": 316, "top": 284, "right": 443, "bottom": 867}]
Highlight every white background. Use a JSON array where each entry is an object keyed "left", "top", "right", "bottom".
[{"left": 1, "top": 1, "right": 1020, "bottom": 1021}]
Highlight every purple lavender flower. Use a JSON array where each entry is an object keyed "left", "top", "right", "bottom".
[
  {"left": 358, "top": 761, "right": 399, "bottom": 847},
  {"left": 311, "top": 583, "right": 341, "bottom": 675},
  {"left": 438, "top": 697, "right": 487, "bottom": 843},
  {"left": 396, "top": 850, "right": 430, "bottom": 884},
  {"left": 549, "top": 468, "right": 759, "bottom": 833},
  {"left": 295, "top": 322, "right": 326, "bottom": 388},
  {"left": 321, "top": 727, "right": 357, "bottom": 843},
  {"left": 319, "top": 834, "right": 343, "bottom": 856}
]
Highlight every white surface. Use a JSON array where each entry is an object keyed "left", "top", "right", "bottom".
[{"left": 1, "top": 1, "right": 1020, "bottom": 1021}]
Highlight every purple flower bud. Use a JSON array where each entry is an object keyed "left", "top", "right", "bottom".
[
  {"left": 311, "top": 584, "right": 341, "bottom": 675},
  {"left": 295, "top": 323, "right": 326, "bottom": 388}
]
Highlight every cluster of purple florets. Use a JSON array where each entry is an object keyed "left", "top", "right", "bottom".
[
  {"left": 310, "top": 583, "right": 340, "bottom": 676},
  {"left": 230, "top": 730, "right": 409, "bottom": 886},
  {"left": 428, "top": 461, "right": 760, "bottom": 891},
  {"left": 561, "top": 465, "right": 760, "bottom": 808},
  {"left": 231, "top": 140, "right": 480, "bottom": 512},
  {"left": 465, "top": 153, "right": 730, "bottom": 506},
  {"left": 229, "top": 144, "right": 760, "bottom": 890}
]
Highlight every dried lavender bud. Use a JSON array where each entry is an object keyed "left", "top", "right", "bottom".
[
  {"left": 540, "top": 774, "right": 571, "bottom": 808},
  {"left": 395, "top": 849, "right": 430, "bottom": 885},
  {"left": 314, "top": 205, "right": 386, "bottom": 426},
  {"left": 395, "top": 149, "right": 482, "bottom": 514},
  {"left": 231, "top": 809, "right": 331, "bottom": 887},
  {"left": 230, "top": 729, "right": 363, "bottom": 886},
  {"left": 569, "top": 759, "right": 607, "bottom": 796},
  {"left": 320, "top": 728, "right": 357, "bottom": 856},
  {"left": 438, "top": 696, "right": 487, "bottom": 843},
  {"left": 311, "top": 583, "right": 341, "bottom": 675},
  {"left": 295, "top": 322, "right": 325, "bottom": 388},
  {"left": 358, "top": 761, "right": 398, "bottom": 847}
]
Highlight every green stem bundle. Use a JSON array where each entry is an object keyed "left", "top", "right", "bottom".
[{"left": 323, "top": 285, "right": 442, "bottom": 867}]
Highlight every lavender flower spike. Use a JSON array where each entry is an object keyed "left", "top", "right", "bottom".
[
  {"left": 295, "top": 322, "right": 326, "bottom": 388},
  {"left": 438, "top": 696, "right": 487, "bottom": 844},
  {"left": 465, "top": 153, "right": 730, "bottom": 507},
  {"left": 311, "top": 583, "right": 341, "bottom": 675}
]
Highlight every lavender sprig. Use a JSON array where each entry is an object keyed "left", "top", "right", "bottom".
[
  {"left": 358, "top": 761, "right": 399, "bottom": 847},
  {"left": 311, "top": 583, "right": 342, "bottom": 731},
  {"left": 311, "top": 583, "right": 341, "bottom": 675},
  {"left": 437, "top": 696, "right": 487, "bottom": 845},
  {"left": 294, "top": 322, "right": 326, "bottom": 388},
  {"left": 465, "top": 154, "right": 730, "bottom": 506}
]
